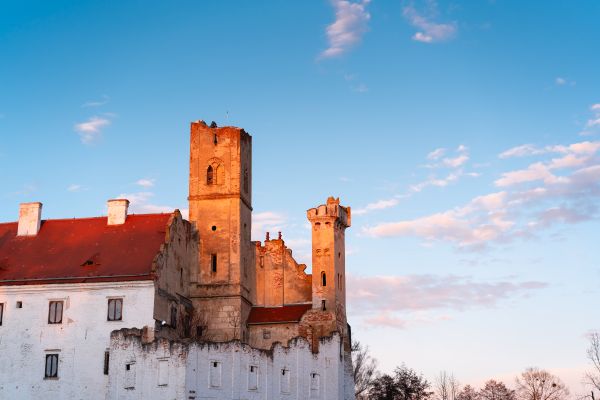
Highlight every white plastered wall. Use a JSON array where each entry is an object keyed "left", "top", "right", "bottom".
[{"left": 0, "top": 281, "right": 156, "bottom": 399}]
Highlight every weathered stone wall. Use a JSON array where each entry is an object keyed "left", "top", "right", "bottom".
[
  {"left": 248, "top": 322, "right": 301, "bottom": 350},
  {"left": 0, "top": 281, "right": 156, "bottom": 399},
  {"left": 152, "top": 211, "right": 198, "bottom": 336},
  {"left": 108, "top": 329, "right": 355, "bottom": 400},
  {"left": 254, "top": 237, "right": 312, "bottom": 307}
]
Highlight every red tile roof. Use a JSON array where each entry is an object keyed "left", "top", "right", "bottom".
[
  {"left": 247, "top": 304, "right": 312, "bottom": 325},
  {"left": 0, "top": 214, "right": 173, "bottom": 286}
]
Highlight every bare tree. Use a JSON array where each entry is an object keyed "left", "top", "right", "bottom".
[
  {"left": 436, "top": 372, "right": 461, "bottom": 400},
  {"left": 458, "top": 385, "right": 479, "bottom": 400},
  {"left": 450, "top": 374, "right": 461, "bottom": 400},
  {"left": 515, "top": 368, "right": 569, "bottom": 400},
  {"left": 479, "top": 380, "right": 516, "bottom": 400},
  {"left": 586, "top": 332, "right": 600, "bottom": 397},
  {"left": 352, "top": 340, "right": 378, "bottom": 399}
]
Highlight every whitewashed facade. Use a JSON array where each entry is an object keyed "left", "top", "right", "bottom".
[
  {"left": 107, "top": 329, "right": 355, "bottom": 400},
  {"left": 0, "top": 281, "right": 156, "bottom": 399}
]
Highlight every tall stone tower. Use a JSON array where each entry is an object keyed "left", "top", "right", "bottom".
[
  {"left": 188, "top": 120, "right": 255, "bottom": 342},
  {"left": 307, "top": 197, "right": 351, "bottom": 324}
]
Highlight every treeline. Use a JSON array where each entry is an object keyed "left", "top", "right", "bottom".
[{"left": 352, "top": 332, "right": 600, "bottom": 400}]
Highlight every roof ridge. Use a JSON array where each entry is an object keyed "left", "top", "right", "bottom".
[{"left": 0, "top": 212, "right": 173, "bottom": 225}]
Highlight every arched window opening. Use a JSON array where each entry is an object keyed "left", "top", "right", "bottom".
[
  {"left": 321, "top": 272, "right": 327, "bottom": 287},
  {"left": 207, "top": 165, "right": 214, "bottom": 185}
]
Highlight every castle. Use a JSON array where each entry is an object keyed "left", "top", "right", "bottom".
[{"left": 0, "top": 120, "right": 354, "bottom": 399}]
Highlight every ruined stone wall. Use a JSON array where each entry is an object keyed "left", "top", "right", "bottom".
[
  {"left": 0, "top": 281, "right": 156, "bottom": 400},
  {"left": 152, "top": 211, "right": 198, "bottom": 335},
  {"left": 248, "top": 322, "right": 301, "bottom": 350},
  {"left": 108, "top": 329, "right": 355, "bottom": 400},
  {"left": 254, "top": 238, "right": 312, "bottom": 307}
]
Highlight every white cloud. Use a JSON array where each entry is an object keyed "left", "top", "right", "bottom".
[
  {"left": 581, "top": 103, "right": 600, "bottom": 136},
  {"left": 348, "top": 274, "right": 546, "bottom": 328},
  {"left": 354, "top": 198, "right": 400, "bottom": 215},
  {"left": 365, "top": 138, "right": 600, "bottom": 250},
  {"left": 320, "top": 0, "right": 371, "bottom": 58},
  {"left": 252, "top": 211, "right": 288, "bottom": 240},
  {"left": 136, "top": 178, "right": 155, "bottom": 188},
  {"left": 117, "top": 191, "right": 182, "bottom": 216},
  {"left": 74, "top": 116, "right": 111, "bottom": 144},
  {"left": 403, "top": 2, "right": 457, "bottom": 44},
  {"left": 81, "top": 95, "right": 109, "bottom": 108},
  {"left": 67, "top": 184, "right": 82, "bottom": 192},
  {"left": 427, "top": 147, "right": 446, "bottom": 160}
]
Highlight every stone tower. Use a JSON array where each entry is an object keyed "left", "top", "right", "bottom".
[
  {"left": 307, "top": 197, "right": 351, "bottom": 323},
  {"left": 188, "top": 121, "right": 255, "bottom": 342}
]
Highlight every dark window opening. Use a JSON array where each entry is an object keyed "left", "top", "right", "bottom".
[
  {"left": 250, "top": 366, "right": 255, "bottom": 373},
  {"left": 213, "top": 362, "right": 218, "bottom": 368},
  {"left": 184, "top": 314, "right": 191, "bottom": 337},
  {"left": 321, "top": 272, "right": 327, "bottom": 287},
  {"left": 126, "top": 364, "right": 131, "bottom": 371},
  {"left": 0, "top": 303, "right": 3, "bottom": 325},
  {"left": 107, "top": 298, "right": 123, "bottom": 321},
  {"left": 243, "top": 168, "right": 249, "bottom": 193},
  {"left": 170, "top": 306, "right": 177, "bottom": 328},
  {"left": 321, "top": 300, "right": 326, "bottom": 311},
  {"left": 45, "top": 354, "right": 58, "bottom": 378},
  {"left": 179, "top": 268, "right": 183, "bottom": 289},
  {"left": 16, "top": 301, "right": 22, "bottom": 308},
  {"left": 211, "top": 225, "right": 217, "bottom": 231},
  {"left": 213, "top": 133, "right": 218, "bottom": 144},
  {"left": 48, "top": 301, "right": 63, "bottom": 324},
  {"left": 207, "top": 165, "right": 214, "bottom": 185},
  {"left": 104, "top": 351, "right": 110, "bottom": 375},
  {"left": 211, "top": 254, "right": 217, "bottom": 273}
]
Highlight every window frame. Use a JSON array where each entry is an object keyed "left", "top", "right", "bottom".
[
  {"left": 107, "top": 298, "right": 123, "bottom": 322},
  {"left": 48, "top": 300, "right": 64, "bottom": 325},
  {"left": 44, "top": 354, "right": 59, "bottom": 379}
]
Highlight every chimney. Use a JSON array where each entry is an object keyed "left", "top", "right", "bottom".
[
  {"left": 17, "top": 202, "right": 43, "bottom": 236},
  {"left": 107, "top": 199, "right": 129, "bottom": 225}
]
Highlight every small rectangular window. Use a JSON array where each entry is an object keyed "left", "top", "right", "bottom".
[
  {"left": 45, "top": 354, "right": 59, "bottom": 378},
  {"left": 107, "top": 299, "right": 123, "bottom": 321},
  {"left": 170, "top": 306, "right": 177, "bottom": 328},
  {"left": 124, "top": 362, "right": 135, "bottom": 389},
  {"left": 158, "top": 359, "right": 169, "bottom": 386},
  {"left": 0, "top": 303, "right": 3, "bottom": 326},
  {"left": 48, "top": 301, "right": 63, "bottom": 324},
  {"left": 310, "top": 372, "right": 321, "bottom": 398},
  {"left": 210, "top": 361, "right": 222, "bottom": 388},
  {"left": 248, "top": 365, "right": 258, "bottom": 391},
  {"left": 262, "top": 329, "right": 271, "bottom": 340},
  {"left": 211, "top": 254, "right": 217, "bottom": 273},
  {"left": 280, "top": 368, "right": 291, "bottom": 393},
  {"left": 104, "top": 351, "right": 110, "bottom": 375},
  {"left": 16, "top": 301, "right": 22, "bottom": 308}
]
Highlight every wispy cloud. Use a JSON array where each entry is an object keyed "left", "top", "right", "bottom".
[
  {"left": 136, "top": 178, "right": 155, "bottom": 188},
  {"left": 348, "top": 274, "right": 546, "bottom": 328},
  {"left": 81, "top": 95, "right": 109, "bottom": 108},
  {"left": 67, "top": 184, "right": 83, "bottom": 192},
  {"left": 555, "top": 77, "right": 575, "bottom": 86},
  {"left": 364, "top": 139, "right": 600, "bottom": 250},
  {"left": 117, "top": 191, "right": 186, "bottom": 218},
  {"left": 354, "top": 198, "right": 400, "bottom": 215},
  {"left": 320, "top": 0, "right": 371, "bottom": 59},
  {"left": 74, "top": 116, "right": 111, "bottom": 144},
  {"left": 581, "top": 103, "right": 600, "bottom": 136},
  {"left": 427, "top": 147, "right": 446, "bottom": 160},
  {"left": 252, "top": 211, "right": 288, "bottom": 240},
  {"left": 403, "top": 1, "right": 457, "bottom": 44}
]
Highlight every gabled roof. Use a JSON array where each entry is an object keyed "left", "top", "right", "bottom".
[
  {"left": 247, "top": 304, "right": 312, "bottom": 325},
  {"left": 0, "top": 213, "right": 173, "bottom": 286}
]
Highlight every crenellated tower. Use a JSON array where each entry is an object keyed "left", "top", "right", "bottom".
[
  {"left": 307, "top": 197, "right": 351, "bottom": 323},
  {"left": 188, "top": 120, "right": 255, "bottom": 342}
]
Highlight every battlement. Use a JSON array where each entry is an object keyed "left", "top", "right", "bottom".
[
  {"left": 191, "top": 120, "right": 251, "bottom": 140},
  {"left": 306, "top": 197, "right": 351, "bottom": 228}
]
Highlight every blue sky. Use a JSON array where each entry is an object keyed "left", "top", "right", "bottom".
[{"left": 1, "top": 0, "right": 599, "bottom": 393}]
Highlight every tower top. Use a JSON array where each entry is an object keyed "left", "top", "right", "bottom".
[{"left": 306, "top": 197, "right": 351, "bottom": 228}]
